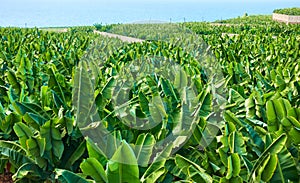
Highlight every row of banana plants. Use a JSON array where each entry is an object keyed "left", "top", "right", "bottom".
[
  {"left": 84, "top": 23, "right": 300, "bottom": 181},
  {"left": 184, "top": 22, "right": 300, "bottom": 35},
  {"left": 214, "top": 15, "right": 273, "bottom": 24},
  {"left": 102, "top": 20, "right": 300, "bottom": 36},
  {"left": 190, "top": 22, "right": 300, "bottom": 182},
  {"left": 273, "top": 7, "right": 300, "bottom": 16},
  {"left": 0, "top": 28, "right": 123, "bottom": 182},
  {"left": 0, "top": 21, "right": 299, "bottom": 183},
  {"left": 0, "top": 27, "right": 217, "bottom": 182}
]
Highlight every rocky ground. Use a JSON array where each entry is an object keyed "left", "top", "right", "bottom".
[{"left": 0, "top": 173, "right": 13, "bottom": 183}]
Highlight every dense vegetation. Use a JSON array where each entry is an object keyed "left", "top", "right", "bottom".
[
  {"left": 273, "top": 7, "right": 300, "bottom": 16},
  {"left": 0, "top": 16, "right": 299, "bottom": 182},
  {"left": 94, "top": 23, "right": 118, "bottom": 32},
  {"left": 214, "top": 15, "right": 273, "bottom": 24},
  {"left": 186, "top": 16, "right": 300, "bottom": 35},
  {"left": 102, "top": 15, "right": 300, "bottom": 36}
]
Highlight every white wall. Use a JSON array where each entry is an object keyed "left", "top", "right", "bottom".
[{"left": 273, "top": 13, "right": 300, "bottom": 24}]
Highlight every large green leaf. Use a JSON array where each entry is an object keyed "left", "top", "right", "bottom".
[
  {"left": 248, "top": 134, "right": 287, "bottom": 183},
  {"left": 224, "top": 110, "right": 243, "bottom": 127},
  {"left": 0, "top": 141, "right": 34, "bottom": 168},
  {"left": 13, "top": 122, "right": 33, "bottom": 148},
  {"left": 107, "top": 141, "right": 139, "bottom": 183},
  {"left": 55, "top": 168, "right": 90, "bottom": 183},
  {"left": 231, "top": 153, "right": 241, "bottom": 177},
  {"left": 197, "top": 86, "right": 212, "bottom": 117},
  {"left": 174, "top": 67, "right": 188, "bottom": 90},
  {"left": 40, "top": 120, "right": 64, "bottom": 163},
  {"left": 86, "top": 137, "right": 108, "bottom": 166},
  {"left": 104, "top": 131, "right": 122, "bottom": 159},
  {"left": 138, "top": 91, "right": 150, "bottom": 117},
  {"left": 243, "top": 119, "right": 265, "bottom": 154},
  {"left": 48, "top": 66, "right": 66, "bottom": 104},
  {"left": 261, "top": 154, "right": 277, "bottom": 182},
  {"left": 13, "top": 163, "right": 49, "bottom": 182},
  {"left": 40, "top": 85, "right": 50, "bottom": 108},
  {"left": 0, "top": 102, "right": 5, "bottom": 121},
  {"left": 12, "top": 102, "right": 50, "bottom": 122},
  {"left": 52, "top": 90, "right": 65, "bottom": 109},
  {"left": 1, "top": 113, "right": 21, "bottom": 138},
  {"left": 73, "top": 61, "right": 96, "bottom": 128},
  {"left": 228, "top": 131, "right": 247, "bottom": 155},
  {"left": 6, "top": 69, "right": 21, "bottom": 95},
  {"left": 141, "top": 144, "right": 172, "bottom": 183},
  {"left": 149, "top": 96, "right": 167, "bottom": 124},
  {"left": 80, "top": 158, "right": 107, "bottom": 183},
  {"left": 101, "top": 77, "right": 115, "bottom": 99},
  {"left": 269, "top": 148, "right": 299, "bottom": 182},
  {"left": 23, "top": 112, "right": 48, "bottom": 129},
  {"left": 228, "top": 88, "right": 245, "bottom": 105},
  {"left": 26, "top": 137, "right": 47, "bottom": 168},
  {"left": 266, "top": 98, "right": 289, "bottom": 132},
  {"left": 174, "top": 154, "right": 212, "bottom": 183},
  {"left": 141, "top": 166, "right": 165, "bottom": 183},
  {"left": 133, "top": 133, "right": 155, "bottom": 167}
]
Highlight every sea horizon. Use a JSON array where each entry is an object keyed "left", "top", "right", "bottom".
[{"left": 1, "top": 1, "right": 300, "bottom": 28}]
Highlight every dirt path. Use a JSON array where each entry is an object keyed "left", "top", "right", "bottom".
[
  {"left": 94, "top": 30, "right": 144, "bottom": 43},
  {"left": 40, "top": 28, "right": 144, "bottom": 43},
  {"left": 210, "top": 23, "right": 236, "bottom": 27},
  {"left": 40, "top": 26, "right": 278, "bottom": 41},
  {"left": 40, "top": 28, "right": 68, "bottom": 33}
]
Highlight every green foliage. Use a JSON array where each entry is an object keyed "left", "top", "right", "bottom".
[
  {"left": 0, "top": 18, "right": 299, "bottom": 182},
  {"left": 94, "top": 23, "right": 118, "bottom": 32},
  {"left": 214, "top": 15, "right": 272, "bottom": 24},
  {"left": 184, "top": 19, "right": 300, "bottom": 35},
  {"left": 69, "top": 26, "right": 95, "bottom": 33},
  {"left": 274, "top": 7, "right": 300, "bottom": 16}
]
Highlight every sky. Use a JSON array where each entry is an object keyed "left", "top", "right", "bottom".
[
  {"left": 1, "top": 0, "right": 299, "bottom": 27},
  {"left": 1, "top": 0, "right": 300, "bottom": 7},
  {"left": 2, "top": 0, "right": 300, "bottom": 3}
]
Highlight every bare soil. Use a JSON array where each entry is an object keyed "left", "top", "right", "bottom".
[
  {"left": 0, "top": 173, "right": 13, "bottom": 183},
  {"left": 94, "top": 30, "right": 144, "bottom": 43}
]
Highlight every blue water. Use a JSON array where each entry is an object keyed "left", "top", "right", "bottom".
[{"left": 0, "top": 1, "right": 299, "bottom": 27}]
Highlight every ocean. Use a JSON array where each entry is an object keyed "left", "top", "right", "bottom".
[{"left": 0, "top": 1, "right": 299, "bottom": 27}]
